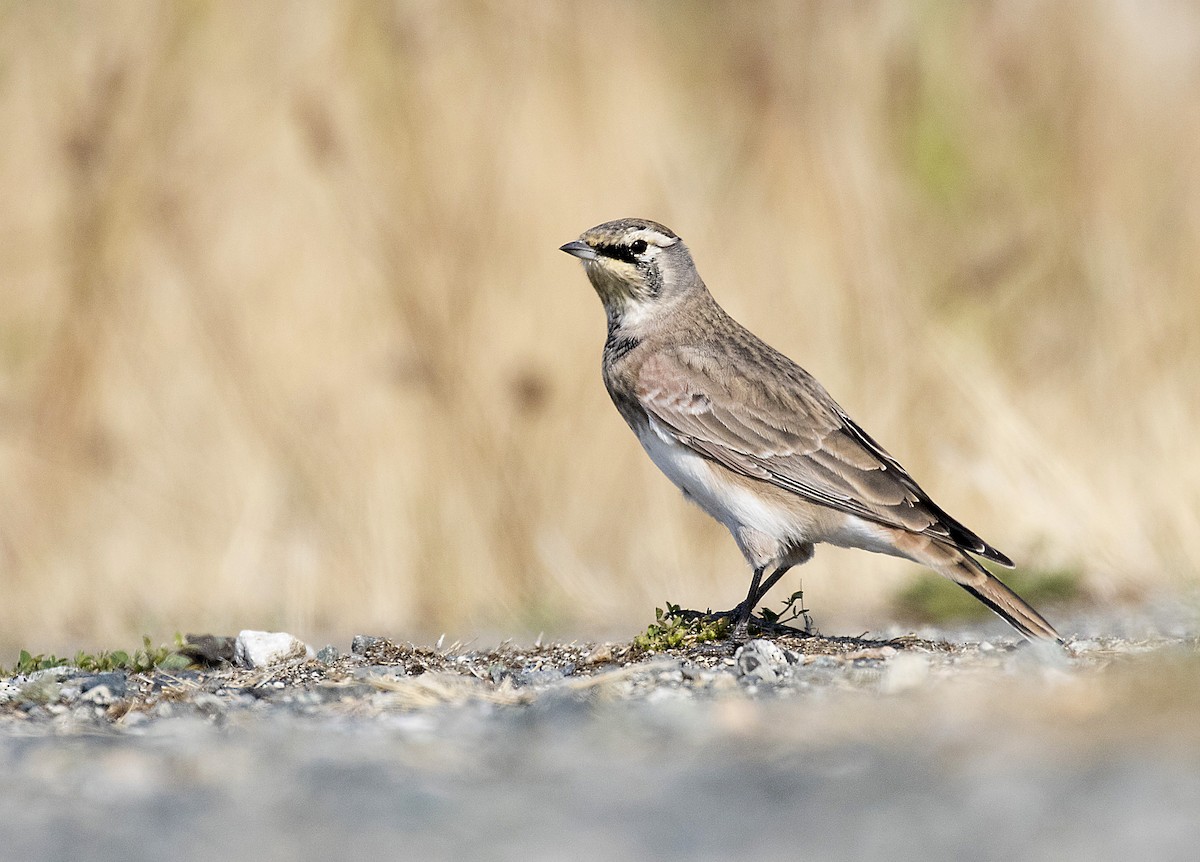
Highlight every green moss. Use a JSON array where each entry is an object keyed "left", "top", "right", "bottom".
[
  {"left": 633, "top": 589, "right": 811, "bottom": 652},
  {"left": 632, "top": 603, "right": 731, "bottom": 654}
]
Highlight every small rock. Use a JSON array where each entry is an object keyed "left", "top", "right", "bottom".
[
  {"left": 80, "top": 685, "right": 117, "bottom": 706},
  {"left": 181, "top": 634, "right": 237, "bottom": 666},
  {"left": 192, "top": 693, "right": 226, "bottom": 716},
  {"left": 582, "top": 643, "right": 614, "bottom": 666},
  {"left": 148, "top": 670, "right": 202, "bottom": 692},
  {"left": 80, "top": 672, "right": 128, "bottom": 699},
  {"left": 1016, "top": 638, "right": 1072, "bottom": 671},
  {"left": 645, "top": 685, "right": 688, "bottom": 704},
  {"left": 120, "top": 710, "right": 149, "bottom": 729},
  {"left": 234, "top": 631, "right": 312, "bottom": 668},
  {"left": 708, "top": 671, "right": 739, "bottom": 691},
  {"left": 0, "top": 681, "right": 18, "bottom": 705},
  {"left": 312, "top": 683, "right": 374, "bottom": 703},
  {"left": 18, "top": 677, "right": 62, "bottom": 706},
  {"left": 353, "top": 665, "right": 406, "bottom": 681},
  {"left": 881, "top": 653, "right": 929, "bottom": 693},
  {"left": 316, "top": 645, "right": 340, "bottom": 664},
  {"left": 350, "top": 635, "right": 381, "bottom": 656},
  {"left": 516, "top": 667, "right": 567, "bottom": 687},
  {"left": 843, "top": 646, "right": 898, "bottom": 661},
  {"left": 735, "top": 639, "right": 799, "bottom": 684}
]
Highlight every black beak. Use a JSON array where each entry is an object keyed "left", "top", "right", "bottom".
[{"left": 559, "top": 240, "right": 597, "bottom": 261}]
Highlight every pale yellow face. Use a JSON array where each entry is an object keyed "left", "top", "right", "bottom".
[{"left": 562, "top": 219, "right": 684, "bottom": 314}]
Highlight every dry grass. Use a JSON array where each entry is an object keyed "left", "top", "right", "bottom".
[{"left": 1, "top": 1, "right": 1198, "bottom": 651}]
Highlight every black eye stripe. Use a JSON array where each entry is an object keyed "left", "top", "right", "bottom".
[{"left": 595, "top": 239, "right": 649, "bottom": 264}]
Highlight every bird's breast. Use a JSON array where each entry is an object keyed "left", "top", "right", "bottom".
[{"left": 631, "top": 418, "right": 805, "bottom": 543}]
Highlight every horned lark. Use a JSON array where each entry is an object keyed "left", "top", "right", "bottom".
[{"left": 561, "top": 218, "right": 1061, "bottom": 643}]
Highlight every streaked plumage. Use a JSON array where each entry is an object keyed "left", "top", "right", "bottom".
[{"left": 561, "top": 218, "right": 1060, "bottom": 643}]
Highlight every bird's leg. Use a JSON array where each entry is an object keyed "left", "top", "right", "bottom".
[
  {"left": 749, "top": 564, "right": 793, "bottom": 609},
  {"left": 727, "top": 564, "right": 797, "bottom": 639},
  {"left": 731, "top": 565, "right": 768, "bottom": 640}
]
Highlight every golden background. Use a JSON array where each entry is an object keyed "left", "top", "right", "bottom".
[{"left": 1, "top": 2, "right": 1197, "bottom": 651}]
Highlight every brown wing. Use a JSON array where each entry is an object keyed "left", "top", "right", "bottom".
[{"left": 634, "top": 348, "right": 1013, "bottom": 566}]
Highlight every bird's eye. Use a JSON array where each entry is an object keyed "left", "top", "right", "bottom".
[{"left": 629, "top": 239, "right": 648, "bottom": 256}]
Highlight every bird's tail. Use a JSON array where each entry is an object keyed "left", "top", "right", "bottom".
[{"left": 944, "top": 556, "right": 1062, "bottom": 643}]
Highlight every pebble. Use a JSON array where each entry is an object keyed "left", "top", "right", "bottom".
[
  {"left": 316, "top": 645, "right": 340, "bottom": 664},
  {"left": 80, "top": 685, "right": 118, "bottom": 706},
  {"left": 708, "top": 671, "right": 739, "bottom": 692},
  {"left": 234, "top": 631, "right": 313, "bottom": 668},
  {"left": 882, "top": 653, "right": 930, "bottom": 694},
  {"left": 18, "top": 678, "right": 62, "bottom": 706},
  {"left": 582, "top": 643, "right": 614, "bottom": 666},
  {"left": 191, "top": 693, "right": 226, "bottom": 716},
  {"left": 80, "top": 672, "right": 129, "bottom": 699},
  {"left": 516, "top": 667, "right": 569, "bottom": 687},
  {"left": 350, "top": 635, "right": 381, "bottom": 656},
  {"left": 353, "top": 665, "right": 407, "bottom": 681},
  {"left": 734, "top": 639, "right": 800, "bottom": 684},
  {"left": 120, "top": 710, "right": 149, "bottom": 729}
]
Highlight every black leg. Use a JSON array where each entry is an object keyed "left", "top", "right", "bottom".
[
  {"left": 750, "top": 564, "right": 793, "bottom": 608},
  {"left": 732, "top": 565, "right": 767, "bottom": 639},
  {"left": 729, "top": 563, "right": 798, "bottom": 640},
  {"left": 741, "top": 566, "right": 765, "bottom": 612}
]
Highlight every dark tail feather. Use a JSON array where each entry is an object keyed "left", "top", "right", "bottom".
[{"left": 951, "top": 559, "right": 1063, "bottom": 643}]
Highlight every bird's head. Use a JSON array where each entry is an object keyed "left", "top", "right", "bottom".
[{"left": 560, "top": 218, "right": 700, "bottom": 326}]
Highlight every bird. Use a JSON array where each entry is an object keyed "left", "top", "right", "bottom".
[{"left": 560, "top": 217, "right": 1061, "bottom": 643}]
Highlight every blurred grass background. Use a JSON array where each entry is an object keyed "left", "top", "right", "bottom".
[{"left": 1, "top": 1, "right": 1197, "bottom": 652}]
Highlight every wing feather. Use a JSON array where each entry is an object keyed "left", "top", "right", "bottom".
[{"left": 633, "top": 349, "right": 1012, "bottom": 565}]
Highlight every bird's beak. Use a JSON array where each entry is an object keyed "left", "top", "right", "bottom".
[{"left": 559, "top": 240, "right": 597, "bottom": 261}]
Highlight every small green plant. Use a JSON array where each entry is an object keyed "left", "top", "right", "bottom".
[
  {"left": 633, "top": 603, "right": 731, "bottom": 653},
  {"left": 8, "top": 650, "right": 71, "bottom": 675},
  {"left": 3, "top": 635, "right": 192, "bottom": 676},
  {"left": 759, "top": 589, "right": 811, "bottom": 631}
]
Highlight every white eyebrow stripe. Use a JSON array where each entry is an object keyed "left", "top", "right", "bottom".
[{"left": 629, "top": 228, "right": 678, "bottom": 248}]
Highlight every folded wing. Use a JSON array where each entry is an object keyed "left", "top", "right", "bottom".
[{"left": 634, "top": 348, "right": 1013, "bottom": 566}]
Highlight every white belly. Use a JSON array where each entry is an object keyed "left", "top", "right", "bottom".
[
  {"left": 634, "top": 418, "right": 912, "bottom": 565},
  {"left": 635, "top": 419, "right": 801, "bottom": 542}
]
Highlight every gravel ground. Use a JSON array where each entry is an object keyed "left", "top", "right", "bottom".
[{"left": 2, "top": 606, "right": 1198, "bottom": 862}]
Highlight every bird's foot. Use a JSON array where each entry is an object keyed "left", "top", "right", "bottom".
[
  {"left": 685, "top": 603, "right": 810, "bottom": 641},
  {"left": 731, "top": 600, "right": 753, "bottom": 641}
]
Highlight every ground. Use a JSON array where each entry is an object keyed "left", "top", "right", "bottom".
[{"left": 1, "top": 604, "right": 1198, "bottom": 861}]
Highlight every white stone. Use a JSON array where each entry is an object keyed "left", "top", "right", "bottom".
[
  {"left": 881, "top": 653, "right": 930, "bottom": 694},
  {"left": 234, "top": 630, "right": 313, "bottom": 668},
  {"left": 735, "top": 639, "right": 796, "bottom": 683},
  {"left": 80, "top": 685, "right": 116, "bottom": 705}
]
